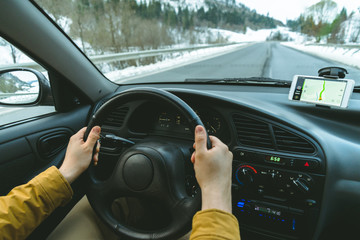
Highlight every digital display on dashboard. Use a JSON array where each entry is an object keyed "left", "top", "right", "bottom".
[{"left": 265, "top": 155, "right": 285, "bottom": 165}]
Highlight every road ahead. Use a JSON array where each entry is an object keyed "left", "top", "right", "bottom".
[
  {"left": 127, "top": 42, "right": 360, "bottom": 85},
  {"left": 1, "top": 42, "right": 360, "bottom": 125}
]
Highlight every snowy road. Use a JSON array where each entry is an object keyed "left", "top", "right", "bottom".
[{"left": 125, "top": 42, "right": 360, "bottom": 85}]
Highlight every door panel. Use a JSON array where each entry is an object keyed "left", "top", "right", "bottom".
[
  {"left": 0, "top": 106, "right": 91, "bottom": 186},
  {"left": 0, "top": 105, "right": 92, "bottom": 239},
  {"left": 0, "top": 137, "right": 35, "bottom": 195}
]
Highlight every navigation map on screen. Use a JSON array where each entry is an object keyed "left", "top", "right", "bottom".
[
  {"left": 291, "top": 77, "right": 348, "bottom": 107},
  {"left": 300, "top": 78, "right": 346, "bottom": 106}
]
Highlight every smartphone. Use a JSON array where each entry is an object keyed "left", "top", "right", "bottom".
[{"left": 288, "top": 75, "right": 355, "bottom": 108}]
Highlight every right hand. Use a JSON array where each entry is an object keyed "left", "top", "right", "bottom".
[
  {"left": 59, "top": 126, "right": 101, "bottom": 184},
  {"left": 191, "top": 125, "right": 233, "bottom": 213}
]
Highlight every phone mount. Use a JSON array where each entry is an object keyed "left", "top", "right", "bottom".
[{"left": 318, "top": 66, "right": 348, "bottom": 79}]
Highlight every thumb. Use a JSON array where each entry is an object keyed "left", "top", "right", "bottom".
[
  {"left": 194, "top": 125, "right": 207, "bottom": 153},
  {"left": 85, "top": 126, "right": 101, "bottom": 148}
]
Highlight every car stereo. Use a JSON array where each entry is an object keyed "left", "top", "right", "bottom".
[{"left": 232, "top": 148, "right": 325, "bottom": 240}]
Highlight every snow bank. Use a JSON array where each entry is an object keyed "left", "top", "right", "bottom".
[
  {"left": 106, "top": 43, "right": 250, "bottom": 83},
  {"left": 281, "top": 42, "right": 360, "bottom": 69},
  {"left": 208, "top": 26, "right": 307, "bottom": 43},
  {"left": 105, "top": 27, "right": 304, "bottom": 82}
]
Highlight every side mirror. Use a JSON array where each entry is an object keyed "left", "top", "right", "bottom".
[{"left": 0, "top": 68, "right": 52, "bottom": 105}]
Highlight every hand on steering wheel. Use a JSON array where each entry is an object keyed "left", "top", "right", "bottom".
[{"left": 84, "top": 87, "right": 211, "bottom": 240}]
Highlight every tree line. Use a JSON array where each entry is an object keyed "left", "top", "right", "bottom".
[
  {"left": 35, "top": 0, "right": 280, "bottom": 55},
  {"left": 287, "top": 0, "right": 356, "bottom": 43}
]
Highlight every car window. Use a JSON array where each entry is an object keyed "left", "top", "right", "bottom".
[
  {"left": 0, "top": 37, "right": 55, "bottom": 127},
  {"left": 34, "top": 0, "right": 360, "bottom": 86}
]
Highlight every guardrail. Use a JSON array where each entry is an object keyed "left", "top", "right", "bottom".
[
  {"left": 0, "top": 92, "right": 37, "bottom": 100},
  {"left": 305, "top": 43, "right": 360, "bottom": 49},
  {"left": 0, "top": 43, "right": 238, "bottom": 72}
]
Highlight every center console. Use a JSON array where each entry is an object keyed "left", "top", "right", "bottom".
[{"left": 231, "top": 147, "right": 325, "bottom": 240}]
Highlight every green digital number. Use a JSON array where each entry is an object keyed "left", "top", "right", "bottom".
[{"left": 270, "top": 156, "right": 281, "bottom": 162}]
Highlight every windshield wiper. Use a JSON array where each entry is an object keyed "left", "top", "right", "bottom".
[{"left": 185, "top": 77, "right": 291, "bottom": 86}]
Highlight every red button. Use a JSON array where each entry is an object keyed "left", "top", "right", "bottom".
[{"left": 294, "top": 159, "right": 319, "bottom": 170}]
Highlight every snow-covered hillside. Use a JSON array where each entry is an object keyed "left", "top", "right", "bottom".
[{"left": 342, "top": 10, "right": 360, "bottom": 43}]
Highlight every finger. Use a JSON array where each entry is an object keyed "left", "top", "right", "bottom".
[
  {"left": 191, "top": 151, "right": 195, "bottom": 163},
  {"left": 93, "top": 152, "right": 99, "bottom": 166},
  {"left": 194, "top": 125, "right": 207, "bottom": 154},
  {"left": 72, "top": 127, "right": 87, "bottom": 141},
  {"left": 94, "top": 141, "right": 100, "bottom": 166},
  {"left": 208, "top": 136, "right": 222, "bottom": 148},
  {"left": 85, "top": 126, "right": 101, "bottom": 148},
  {"left": 96, "top": 140, "right": 100, "bottom": 153}
]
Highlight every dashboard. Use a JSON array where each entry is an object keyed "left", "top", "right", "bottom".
[{"left": 93, "top": 84, "right": 360, "bottom": 240}]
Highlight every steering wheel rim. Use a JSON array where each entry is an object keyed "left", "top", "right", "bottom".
[{"left": 84, "top": 87, "right": 210, "bottom": 240}]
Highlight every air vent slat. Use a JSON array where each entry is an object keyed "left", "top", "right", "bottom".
[
  {"left": 273, "top": 127, "right": 315, "bottom": 154},
  {"left": 103, "top": 107, "right": 129, "bottom": 128},
  {"left": 233, "top": 113, "right": 316, "bottom": 154},
  {"left": 237, "top": 130, "right": 270, "bottom": 136},
  {"left": 233, "top": 114, "right": 273, "bottom": 149}
]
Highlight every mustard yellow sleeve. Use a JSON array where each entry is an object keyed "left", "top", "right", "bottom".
[
  {"left": 0, "top": 166, "right": 73, "bottom": 240},
  {"left": 190, "top": 209, "right": 241, "bottom": 240}
]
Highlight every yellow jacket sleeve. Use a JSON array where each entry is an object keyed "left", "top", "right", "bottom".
[
  {"left": 190, "top": 209, "right": 241, "bottom": 240},
  {"left": 0, "top": 166, "right": 73, "bottom": 240}
]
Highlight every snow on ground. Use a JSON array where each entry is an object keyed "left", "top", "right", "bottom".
[
  {"left": 208, "top": 26, "right": 308, "bottom": 43},
  {"left": 281, "top": 42, "right": 360, "bottom": 69},
  {"left": 105, "top": 26, "right": 308, "bottom": 83},
  {"left": 106, "top": 43, "right": 250, "bottom": 83},
  {"left": 3, "top": 23, "right": 358, "bottom": 84},
  {"left": 208, "top": 27, "right": 274, "bottom": 42}
]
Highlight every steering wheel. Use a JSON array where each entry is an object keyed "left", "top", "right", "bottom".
[{"left": 84, "top": 87, "right": 211, "bottom": 240}]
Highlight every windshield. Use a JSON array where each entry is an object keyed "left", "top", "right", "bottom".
[{"left": 31, "top": 0, "right": 360, "bottom": 86}]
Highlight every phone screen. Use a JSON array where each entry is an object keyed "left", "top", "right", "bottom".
[{"left": 292, "top": 76, "right": 348, "bottom": 107}]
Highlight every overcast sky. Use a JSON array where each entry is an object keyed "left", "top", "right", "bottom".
[{"left": 238, "top": 0, "right": 360, "bottom": 23}]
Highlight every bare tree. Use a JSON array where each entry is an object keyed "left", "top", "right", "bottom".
[{"left": 9, "top": 45, "right": 19, "bottom": 64}]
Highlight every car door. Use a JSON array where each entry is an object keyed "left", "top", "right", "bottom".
[
  {"left": 0, "top": 49, "right": 92, "bottom": 239},
  {"left": 0, "top": 102, "right": 91, "bottom": 239},
  {"left": 0, "top": 1, "right": 117, "bottom": 239}
]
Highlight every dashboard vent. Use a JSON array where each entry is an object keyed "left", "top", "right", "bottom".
[
  {"left": 233, "top": 113, "right": 316, "bottom": 154},
  {"left": 233, "top": 114, "right": 273, "bottom": 149},
  {"left": 103, "top": 107, "right": 129, "bottom": 128},
  {"left": 273, "top": 127, "right": 315, "bottom": 153}
]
